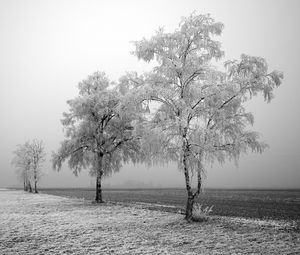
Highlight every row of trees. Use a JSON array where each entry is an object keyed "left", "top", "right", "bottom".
[
  {"left": 52, "top": 13, "right": 283, "bottom": 221},
  {"left": 12, "top": 140, "right": 46, "bottom": 193},
  {"left": 9, "top": 13, "right": 281, "bottom": 221}
]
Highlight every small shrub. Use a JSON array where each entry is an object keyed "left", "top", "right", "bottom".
[{"left": 192, "top": 203, "right": 214, "bottom": 222}]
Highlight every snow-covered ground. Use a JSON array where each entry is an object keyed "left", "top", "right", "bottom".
[{"left": 0, "top": 190, "right": 299, "bottom": 255}]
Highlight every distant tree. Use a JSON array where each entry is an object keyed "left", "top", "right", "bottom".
[
  {"left": 52, "top": 72, "right": 142, "bottom": 203},
  {"left": 27, "top": 139, "right": 46, "bottom": 193},
  {"left": 129, "top": 13, "right": 283, "bottom": 221},
  {"left": 12, "top": 142, "right": 32, "bottom": 192},
  {"left": 12, "top": 140, "right": 46, "bottom": 193}
]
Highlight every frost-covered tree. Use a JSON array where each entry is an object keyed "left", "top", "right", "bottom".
[
  {"left": 52, "top": 72, "right": 142, "bottom": 203},
  {"left": 12, "top": 140, "right": 46, "bottom": 193},
  {"left": 12, "top": 142, "right": 32, "bottom": 192},
  {"left": 129, "top": 13, "right": 283, "bottom": 221},
  {"left": 27, "top": 139, "right": 46, "bottom": 193}
]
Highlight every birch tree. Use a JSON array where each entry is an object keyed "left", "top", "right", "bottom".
[
  {"left": 12, "top": 140, "right": 46, "bottom": 193},
  {"left": 28, "top": 139, "right": 46, "bottom": 193},
  {"left": 129, "top": 13, "right": 283, "bottom": 221},
  {"left": 52, "top": 71, "right": 142, "bottom": 203},
  {"left": 12, "top": 142, "right": 32, "bottom": 192}
]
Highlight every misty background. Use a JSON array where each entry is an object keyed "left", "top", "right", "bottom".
[{"left": 0, "top": 0, "right": 299, "bottom": 189}]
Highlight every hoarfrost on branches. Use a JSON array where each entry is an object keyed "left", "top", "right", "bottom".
[
  {"left": 27, "top": 139, "right": 46, "bottom": 193},
  {"left": 12, "top": 142, "right": 32, "bottom": 192},
  {"left": 126, "top": 12, "right": 283, "bottom": 221},
  {"left": 52, "top": 71, "right": 143, "bottom": 202},
  {"left": 11, "top": 140, "right": 46, "bottom": 193}
]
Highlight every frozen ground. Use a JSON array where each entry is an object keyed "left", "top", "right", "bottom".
[{"left": 0, "top": 190, "right": 299, "bottom": 255}]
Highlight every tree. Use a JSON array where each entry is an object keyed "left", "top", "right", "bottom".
[
  {"left": 12, "top": 142, "right": 32, "bottom": 192},
  {"left": 12, "top": 140, "right": 46, "bottom": 193},
  {"left": 27, "top": 139, "right": 46, "bottom": 193},
  {"left": 52, "top": 71, "right": 142, "bottom": 203},
  {"left": 129, "top": 13, "right": 283, "bottom": 221}
]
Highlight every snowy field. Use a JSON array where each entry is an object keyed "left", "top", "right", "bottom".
[{"left": 0, "top": 190, "right": 299, "bottom": 255}]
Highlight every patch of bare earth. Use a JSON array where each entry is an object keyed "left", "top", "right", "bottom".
[{"left": 0, "top": 190, "right": 299, "bottom": 254}]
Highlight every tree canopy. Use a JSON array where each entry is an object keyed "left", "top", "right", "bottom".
[
  {"left": 12, "top": 139, "right": 46, "bottom": 193},
  {"left": 52, "top": 71, "right": 143, "bottom": 202},
  {"left": 125, "top": 13, "right": 283, "bottom": 220},
  {"left": 50, "top": 12, "right": 283, "bottom": 220}
]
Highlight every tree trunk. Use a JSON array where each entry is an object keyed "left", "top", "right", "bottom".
[
  {"left": 183, "top": 145, "right": 203, "bottom": 221},
  {"left": 33, "top": 171, "right": 38, "bottom": 193},
  {"left": 185, "top": 192, "right": 194, "bottom": 221},
  {"left": 183, "top": 145, "right": 194, "bottom": 221},
  {"left": 95, "top": 175, "right": 103, "bottom": 203},
  {"left": 24, "top": 169, "right": 28, "bottom": 191},
  {"left": 27, "top": 182, "right": 32, "bottom": 193},
  {"left": 95, "top": 153, "right": 104, "bottom": 203},
  {"left": 34, "top": 180, "right": 38, "bottom": 193}
]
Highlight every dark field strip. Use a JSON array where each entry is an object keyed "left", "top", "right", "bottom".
[{"left": 40, "top": 188, "right": 300, "bottom": 221}]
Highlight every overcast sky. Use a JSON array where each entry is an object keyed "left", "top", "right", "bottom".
[{"left": 1, "top": 0, "right": 299, "bottom": 189}]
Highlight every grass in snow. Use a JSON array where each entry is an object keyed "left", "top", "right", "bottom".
[{"left": 0, "top": 190, "right": 299, "bottom": 255}]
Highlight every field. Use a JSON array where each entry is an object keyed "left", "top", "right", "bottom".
[
  {"left": 40, "top": 188, "right": 300, "bottom": 222},
  {"left": 0, "top": 189, "right": 299, "bottom": 254}
]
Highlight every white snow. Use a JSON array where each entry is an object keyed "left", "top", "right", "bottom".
[{"left": 0, "top": 190, "right": 299, "bottom": 255}]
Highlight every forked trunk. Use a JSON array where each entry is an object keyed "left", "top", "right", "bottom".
[
  {"left": 23, "top": 181, "right": 26, "bottom": 191},
  {"left": 95, "top": 152, "right": 104, "bottom": 203}
]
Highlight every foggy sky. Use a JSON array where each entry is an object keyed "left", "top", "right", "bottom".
[{"left": 1, "top": 0, "right": 299, "bottom": 189}]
